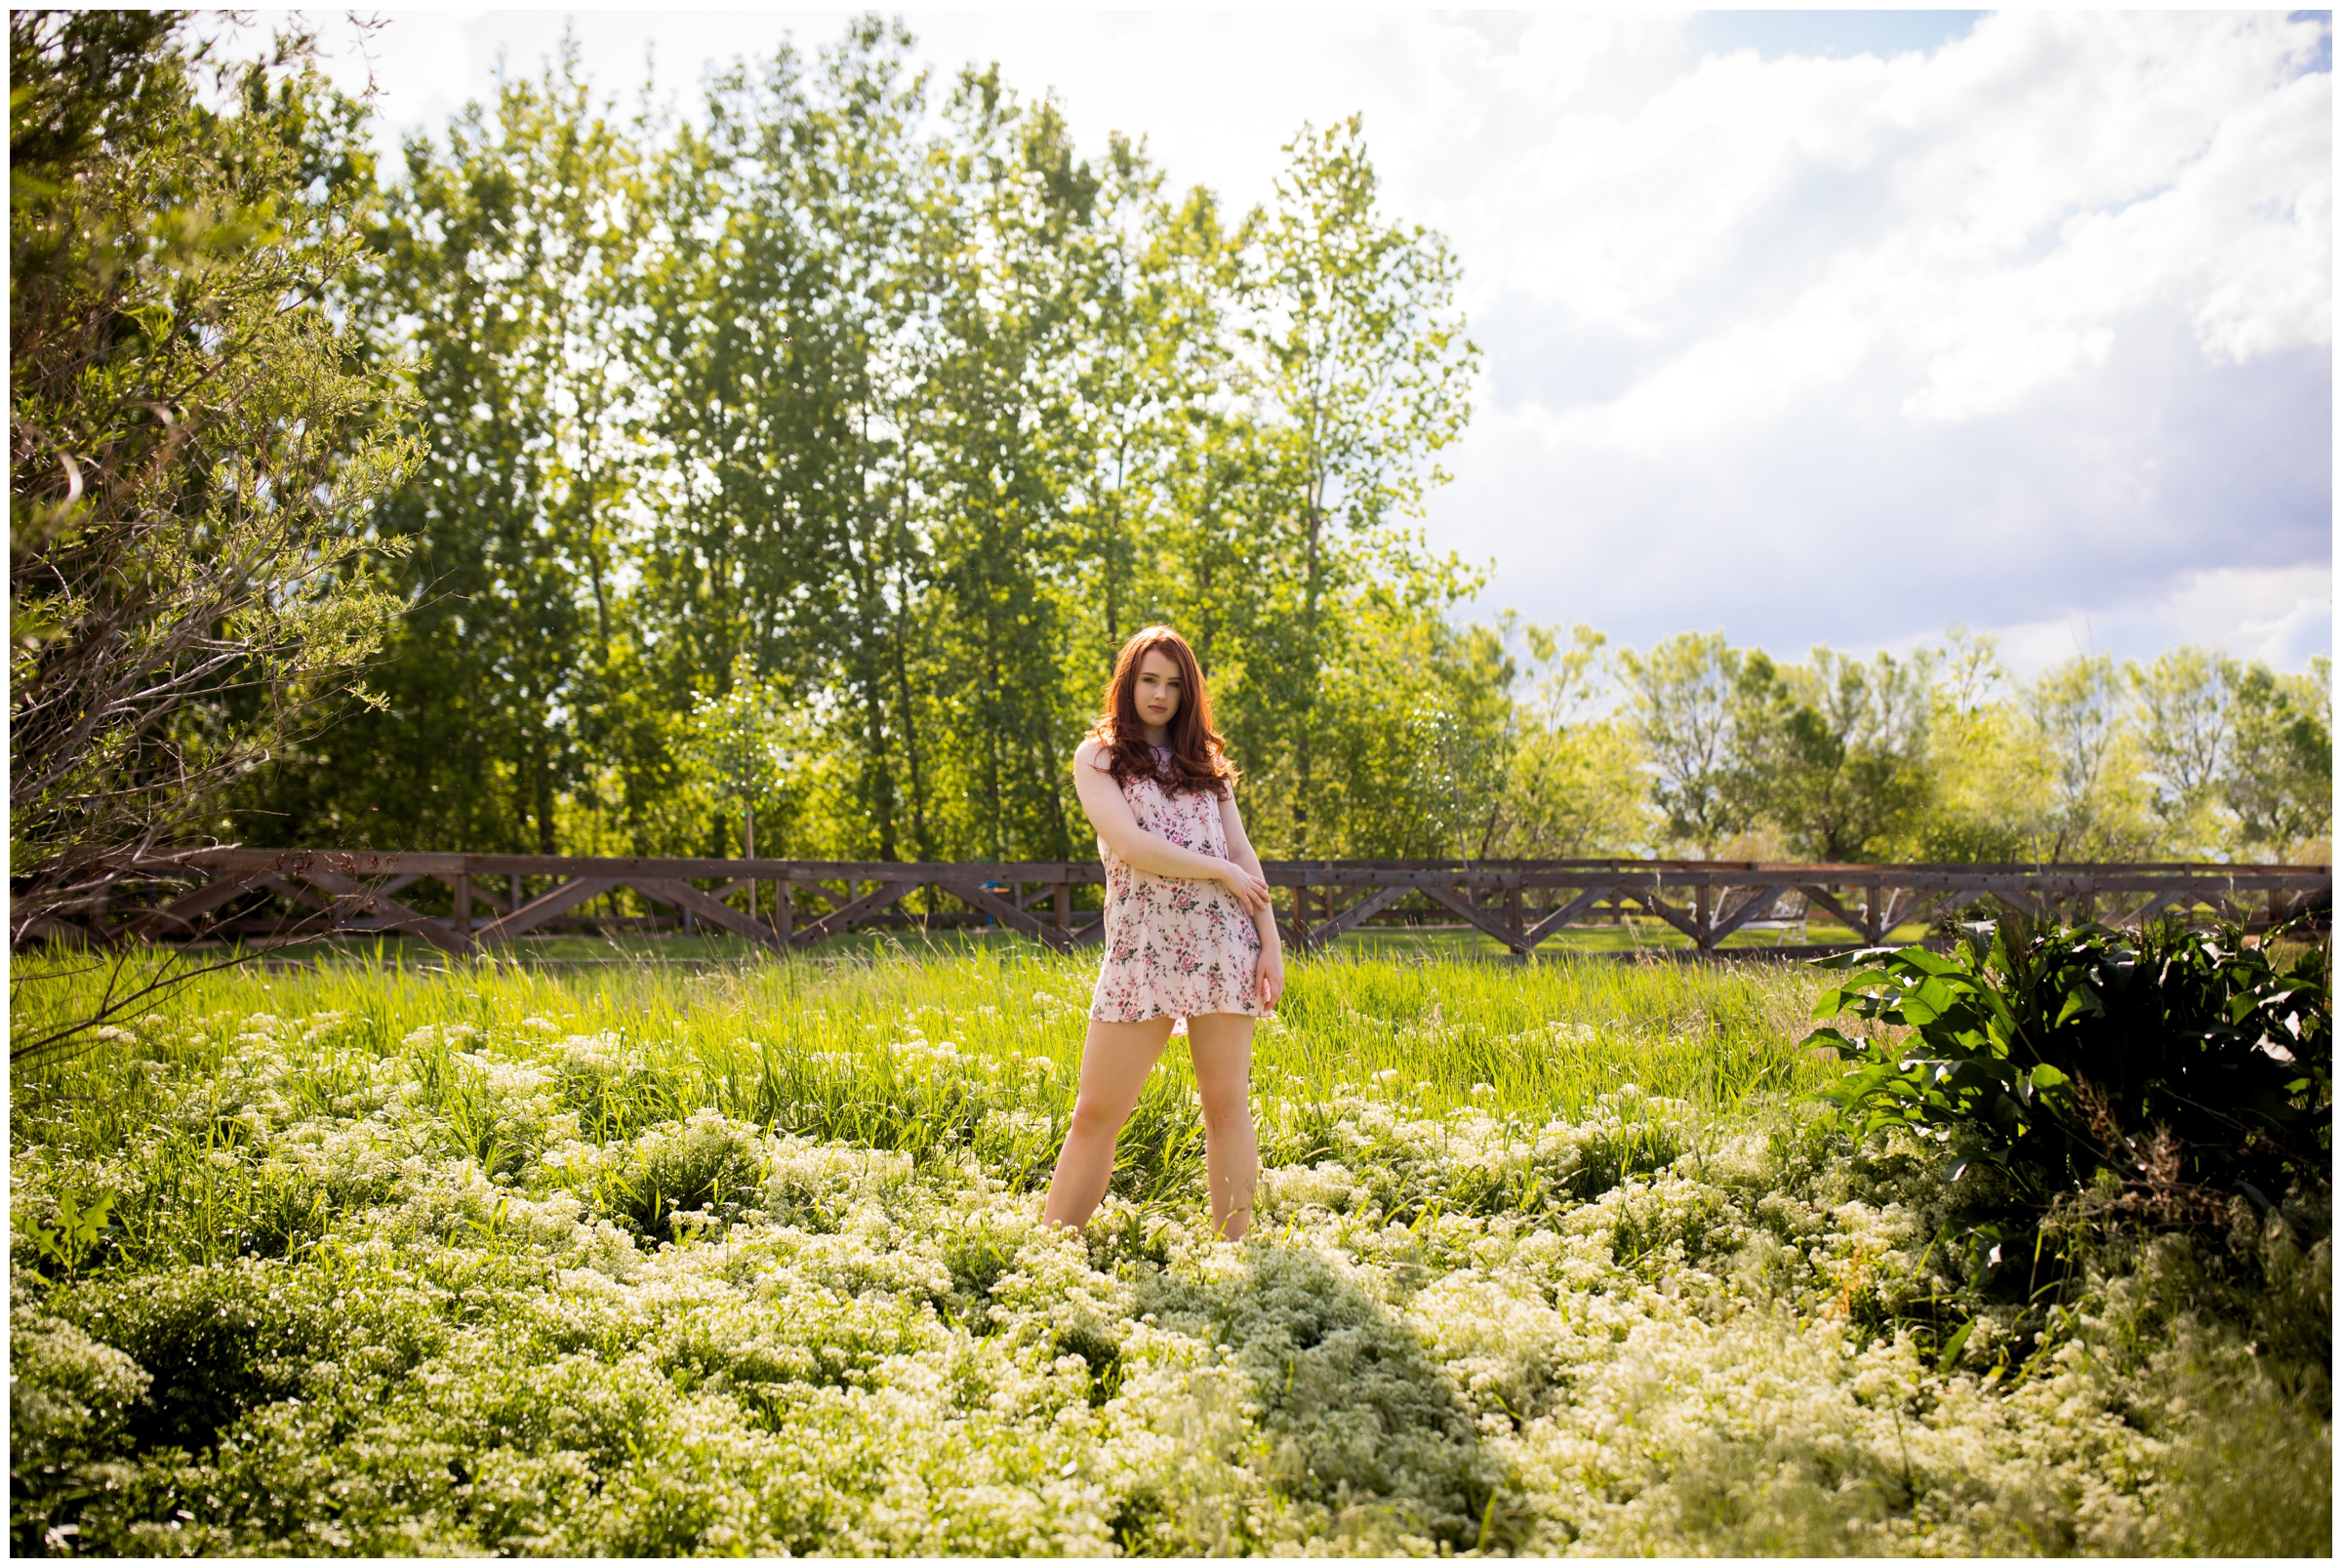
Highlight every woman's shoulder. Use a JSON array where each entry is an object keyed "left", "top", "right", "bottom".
[{"left": 1072, "top": 736, "right": 1115, "bottom": 774}]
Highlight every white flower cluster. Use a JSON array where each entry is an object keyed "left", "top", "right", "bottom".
[{"left": 7, "top": 1002, "right": 2290, "bottom": 1556}]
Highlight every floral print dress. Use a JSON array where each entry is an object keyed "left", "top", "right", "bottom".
[{"left": 1087, "top": 750, "right": 1266, "bottom": 1023}]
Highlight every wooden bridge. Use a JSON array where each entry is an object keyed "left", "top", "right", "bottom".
[{"left": 19, "top": 848, "right": 2329, "bottom": 960}]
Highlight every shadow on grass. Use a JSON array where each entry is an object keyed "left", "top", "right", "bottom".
[{"left": 1102, "top": 1238, "right": 1529, "bottom": 1555}]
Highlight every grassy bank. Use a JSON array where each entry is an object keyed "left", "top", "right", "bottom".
[{"left": 11, "top": 949, "right": 2327, "bottom": 1554}]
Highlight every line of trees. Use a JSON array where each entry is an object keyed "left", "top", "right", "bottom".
[
  {"left": 12, "top": 15, "right": 2330, "bottom": 888},
  {"left": 1480, "top": 626, "right": 2329, "bottom": 865},
  {"left": 228, "top": 20, "right": 1490, "bottom": 864}
]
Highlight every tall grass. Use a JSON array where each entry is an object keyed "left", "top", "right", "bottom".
[
  {"left": 10, "top": 945, "right": 2323, "bottom": 1557},
  {"left": 16, "top": 945, "right": 1834, "bottom": 1108},
  {"left": 12, "top": 946, "right": 1834, "bottom": 1218}
]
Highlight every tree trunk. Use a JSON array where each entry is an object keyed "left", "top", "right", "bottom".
[{"left": 1293, "top": 492, "right": 1325, "bottom": 859}]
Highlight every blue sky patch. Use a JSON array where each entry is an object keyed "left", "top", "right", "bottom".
[{"left": 1688, "top": 10, "right": 1985, "bottom": 63}]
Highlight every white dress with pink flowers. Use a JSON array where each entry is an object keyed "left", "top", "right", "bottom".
[{"left": 1087, "top": 751, "right": 1265, "bottom": 1023}]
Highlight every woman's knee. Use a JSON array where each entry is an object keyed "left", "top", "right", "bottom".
[
  {"left": 1197, "top": 1081, "right": 1252, "bottom": 1132},
  {"left": 1068, "top": 1095, "right": 1131, "bottom": 1140}
]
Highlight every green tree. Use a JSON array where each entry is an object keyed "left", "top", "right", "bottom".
[
  {"left": 2127, "top": 646, "right": 2239, "bottom": 857},
  {"left": 1057, "top": 147, "right": 1235, "bottom": 678},
  {"left": 1492, "top": 624, "right": 1654, "bottom": 859},
  {"left": 1407, "top": 626, "right": 1516, "bottom": 864},
  {"left": 909, "top": 69, "right": 1103, "bottom": 862},
  {"left": 241, "top": 42, "right": 653, "bottom": 853},
  {"left": 1736, "top": 647, "right": 1935, "bottom": 862},
  {"left": 11, "top": 11, "right": 417, "bottom": 891},
  {"left": 2024, "top": 653, "right": 2150, "bottom": 861},
  {"left": 1619, "top": 631, "right": 1750, "bottom": 857},
  {"left": 1906, "top": 627, "right": 2042, "bottom": 864},
  {"left": 2224, "top": 656, "right": 2331, "bottom": 861},
  {"left": 1232, "top": 115, "right": 1479, "bottom": 856},
  {"left": 685, "top": 658, "right": 807, "bottom": 859},
  {"left": 626, "top": 21, "right": 937, "bottom": 861}
]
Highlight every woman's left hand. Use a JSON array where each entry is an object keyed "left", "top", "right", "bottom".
[{"left": 1255, "top": 946, "right": 1285, "bottom": 1012}]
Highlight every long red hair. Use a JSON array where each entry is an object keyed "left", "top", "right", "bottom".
[{"left": 1090, "top": 626, "right": 1239, "bottom": 797}]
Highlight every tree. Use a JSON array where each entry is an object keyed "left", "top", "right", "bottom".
[
  {"left": 1232, "top": 115, "right": 1479, "bottom": 856},
  {"left": 2224, "top": 656, "right": 2331, "bottom": 861},
  {"left": 685, "top": 658, "right": 806, "bottom": 859},
  {"left": 2024, "top": 654, "right": 2142, "bottom": 861},
  {"left": 1619, "top": 631, "right": 1749, "bottom": 857},
  {"left": 905, "top": 70, "right": 1107, "bottom": 863},
  {"left": 1057, "top": 143, "right": 1235, "bottom": 679},
  {"left": 237, "top": 41, "right": 654, "bottom": 854},
  {"left": 1737, "top": 647, "right": 1935, "bottom": 862},
  {"left": 11, "top": 11, "right": 418, "bottom": 915},
  {"left": 628, "top": 21, "right": 936, "bottom": 861},
  {"left": 1907, "top": 627, "right": 2042, "bottom": 864},
  {"left": 2127, "top": 645, "right": 2238, "bottom": 855},
  {"left": 1485, "top": 623, "right": 1652, "bottom": 859}
]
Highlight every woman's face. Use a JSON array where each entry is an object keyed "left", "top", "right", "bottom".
[{"left": 1133, "top": 648, "right": 1184, "bottom": 731}]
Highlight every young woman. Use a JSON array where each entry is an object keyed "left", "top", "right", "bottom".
[{"left": 1040, "top": 625, "right": 1284, "bottom": 1240}]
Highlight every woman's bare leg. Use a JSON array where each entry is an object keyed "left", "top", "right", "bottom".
[
  {"left": 1041, "top": 1016, "right": 1175, "bottom": 1228},
  {"left": 1186, "top": 1013, "right": 1259, "bottom": 1240}
]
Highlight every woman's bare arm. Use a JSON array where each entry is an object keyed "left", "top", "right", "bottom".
[
  {"left": 1217, "top": 789, "right": 1282, "bottom": 955},
  {"left": 1073, "top": 742, "right": 1271, "bottom": 911}
]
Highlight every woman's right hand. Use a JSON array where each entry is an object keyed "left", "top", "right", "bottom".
[{"left": 1219, "top": 862, "right": 1272, "bottom": 914}]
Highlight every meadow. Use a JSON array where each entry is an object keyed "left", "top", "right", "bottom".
[{"left": 11, "top": 944, "right": 2329, "bottom": 1555}]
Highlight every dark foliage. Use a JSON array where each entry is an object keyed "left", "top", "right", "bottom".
[
  {"left": 1809, "top": 914, "right": 2328, "bottom": 1215},
  {"left": 1808, "top": 909, "right": 2331, "bottom": 1389}
]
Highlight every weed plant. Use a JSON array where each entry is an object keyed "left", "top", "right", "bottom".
[{"left": 10, "top": 946, "right": 2328, "bottom": 1554}]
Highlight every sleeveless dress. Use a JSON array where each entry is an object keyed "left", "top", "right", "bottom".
[{"left": 1087, "top": 749, "right": 1266, "bottom": 1023}]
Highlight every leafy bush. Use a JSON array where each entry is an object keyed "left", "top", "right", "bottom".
[
  {"left": 1808, "top": 914, "right": 2329, "bottom": 1227},
  {"left": 9, "top": 1313, "right": 149, "bottom": 1554},
  {"left": 1806, "top": 913, "right": 2333, "bottom": 1464},
  {"left": 1145, "top": 1246, "right": 1518, "bottom": 1552}
]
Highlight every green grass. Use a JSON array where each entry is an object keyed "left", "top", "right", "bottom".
[
  {"left": 10, "top": 946, "right": 2326, "bottom": 1556},
  {"left": 18, "top": 943, "right": 1836, "bottom": 1110},
  {"left": 11, "top": 946, "right": 1833, "bottom": 1220}
]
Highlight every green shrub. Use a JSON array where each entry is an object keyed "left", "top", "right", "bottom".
[
  {"left": 1146, "top": 1245, "right": 1521, "bottom": 1552},
  {"left": 599, "top": 1110, "right": 769, "bottom": 1240},
  {"left": 1808, "top": 915, "right": 2329, "bottom": 1261},
  {"left": 9, "top": 1311, "right": 149, "bottom": 1554}
]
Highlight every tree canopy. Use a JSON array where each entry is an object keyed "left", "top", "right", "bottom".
[{"left": 13, "top": 15, "right": 2326, "bottom": 877}]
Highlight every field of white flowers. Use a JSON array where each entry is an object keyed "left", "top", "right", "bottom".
[{"left": 11, "top": 949, "right": 2328, "bottom": 1555}]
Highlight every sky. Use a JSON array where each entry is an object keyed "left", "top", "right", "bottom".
[{"left": 272, "top": 6, "right": 2333, "bottom": 676}]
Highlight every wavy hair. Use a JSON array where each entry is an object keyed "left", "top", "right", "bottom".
[{"left": 1089, "top": 625, "right": 1238, "bottom": 798}]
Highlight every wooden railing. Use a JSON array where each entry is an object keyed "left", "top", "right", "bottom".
[{"left": 18, "top": 849, "right": 2329, "bottom": 959}]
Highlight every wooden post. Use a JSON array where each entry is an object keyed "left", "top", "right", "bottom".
[
  {"left": 453, "top": 873, "right": 471, "bottom": 938},
  {"left": 1054, "top": 879, "right": 1070, "bottom": 932},
  {"left": 510, "top": 874, "right": 523, "bottom": 915},
  {"left": 777, "top": 879, "right": 791, "bottom": 944},
  {"left": 1695, "top": 883, "right": 1713, "bottom": 950},
  {"left": 1293, "top": 880, "right": 1311, "bottom": 952},
  {"left": 1866, "top": 883, "right": 1884, "bottom": 945}
]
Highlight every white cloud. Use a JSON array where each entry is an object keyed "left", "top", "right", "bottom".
[
  {"left": 2154, "top": 563, "right": 2334, "bottom": 667},
  {"left": 1416, "top": 11, "right": 2331, "bottom": 430},
  {"left": 1987, "top": 561, "right": 2333, "bottom": 676}
]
